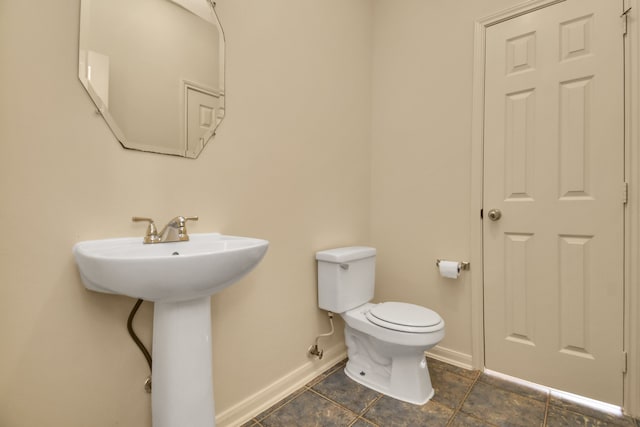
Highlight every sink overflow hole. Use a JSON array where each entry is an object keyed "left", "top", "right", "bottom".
[{"left": 172, "top": 252, "right": 180, "bottom": 256}]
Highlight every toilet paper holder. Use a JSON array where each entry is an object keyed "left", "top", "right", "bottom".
[{"left": 435, "top": 259, "right": 470, "bottom": 272}]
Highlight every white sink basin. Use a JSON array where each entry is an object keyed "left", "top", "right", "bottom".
[
  {"left": 73, "top": 233, "right": 269, "bottom": 302},
  {"left": 72, "top": 232, "right": 269, "bottom": 427}
]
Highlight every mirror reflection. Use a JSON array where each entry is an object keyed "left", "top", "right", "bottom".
[{"left": 78, "top": 0, "right": 225, "bottom": 158}]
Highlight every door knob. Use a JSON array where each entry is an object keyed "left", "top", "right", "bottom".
[{"left": 487, "top": 209, "right": 502, "bottom": 221}]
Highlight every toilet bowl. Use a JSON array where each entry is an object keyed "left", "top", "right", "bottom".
[
  {"left": 341, "top": 302, "right": 445, "bottom": 404},
  {"left": 316, "top": 247, "right": 445, "bottom": 405}
]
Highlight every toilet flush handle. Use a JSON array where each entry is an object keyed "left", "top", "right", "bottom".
[{"left": 339, "top": 263, "right": 349, "bottom": 270}]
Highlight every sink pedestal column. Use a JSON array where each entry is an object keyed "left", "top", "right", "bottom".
[{"left": 152, "top": 296, "right": 215, "bottom": 427}]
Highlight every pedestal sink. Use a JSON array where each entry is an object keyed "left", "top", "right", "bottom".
[{"left": 73, "top": 233, "right": 269, "bottom": 427}]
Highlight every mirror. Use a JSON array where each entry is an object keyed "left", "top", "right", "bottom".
[{"left": 78, "top": 0, "right": 225, "bottom": 158}]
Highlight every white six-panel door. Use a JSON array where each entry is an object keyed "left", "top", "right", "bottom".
[{"left": 483, "top": 0, "right": 625, "bottom": 404}]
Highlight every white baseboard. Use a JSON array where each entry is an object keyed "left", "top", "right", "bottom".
[
  {"left": 215, "top": 344, "right": 347, "bottom": 427},
  {"left": 426, "top": 345, "right": 473, "bottom": 371}
]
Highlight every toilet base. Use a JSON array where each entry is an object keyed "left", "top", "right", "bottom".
[
  {"left": 344, "top": 360, "right": 434, "bottom": 405},
  {"left": 343, "top": 325, "right": 435, "bottom": 405}
]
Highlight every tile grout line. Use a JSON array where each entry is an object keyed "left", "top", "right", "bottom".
[
  {"left": 253, "top": 385, "right": 308, "bottom": 424},
  {"left": 252, "top": 382, "right": 346, "bottom": 426},
  {"left": 445, "top": 369, "right": 483, "bottom": 427},
  {"left": 308, "top": 382, "right": 383, "bottom": 426},
  {"left": 306, "top": 386, "right": 365, "bottom": 420},
  {"left": 542, "top": 391, "right": 551, "bottom": 426},
  {"left": 354, "top": 394, "right": 384, "bottom": 427},
  {"left": 309, "top": 363, "right": 384, "bottom": 426}
]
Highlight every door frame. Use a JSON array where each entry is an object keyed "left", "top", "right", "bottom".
[{"left": 469, "top": 0, "right": 640, "bottom": 415}]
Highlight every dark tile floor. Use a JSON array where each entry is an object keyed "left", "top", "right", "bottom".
[{"left": 241, "top": 358, "right": 638, "bottom": 427}]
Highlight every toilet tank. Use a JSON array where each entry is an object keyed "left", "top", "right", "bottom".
[{"left": 316, "top": 247, "right": 376, "bottom": 313}]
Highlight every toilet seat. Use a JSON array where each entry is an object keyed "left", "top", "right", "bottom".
[{"left": 365, "top": 302, "right": 443, "bottom": 333}]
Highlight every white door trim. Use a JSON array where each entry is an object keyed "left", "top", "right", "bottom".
[
  {"left": 469, "top": 0, "right": 638, "bottom": 415},
  {"left": 623, "top": 0, "right": 640, "bottom": 417}
]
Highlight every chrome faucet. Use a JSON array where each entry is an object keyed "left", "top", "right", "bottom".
[{"left": 132, "top": 216, "right": 198, "bottom": 244}]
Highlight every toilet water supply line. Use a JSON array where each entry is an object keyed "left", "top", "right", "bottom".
[
  {"left": 308, "top": 311, "right": 335, "bottom": 360},
  {"left": 127, "top": 299, "right": 153, "bottom": 393}
]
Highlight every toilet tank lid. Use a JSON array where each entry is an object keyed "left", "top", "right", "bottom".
[{"left": 316, "top": 246, "right": 376, "bottom": 263}]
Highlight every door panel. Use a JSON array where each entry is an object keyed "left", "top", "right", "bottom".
[
  {"left": 185, "top": 87, "right": 220, "bottom": 158},
  {"left": 483, "top": 0, "right": 624, "bottom": 404}
]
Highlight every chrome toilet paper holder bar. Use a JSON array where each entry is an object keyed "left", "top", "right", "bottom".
[{"left": 436, "top": 259, "right": 470, "bottom": 271}]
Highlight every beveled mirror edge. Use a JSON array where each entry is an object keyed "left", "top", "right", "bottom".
[
  {"left": 171, "top": 0, "right": 227, "bottom": 153},
  {"left": 77, "top": 0, "right": 226, "bottom": 159}
]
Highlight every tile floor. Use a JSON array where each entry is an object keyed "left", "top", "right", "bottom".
[{"left": 241, "top": 358, "right": 638, "bottom": 427}]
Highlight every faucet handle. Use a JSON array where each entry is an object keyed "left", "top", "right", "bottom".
[
  {"left": 180, "top": 216, "right": 199, "bottom": 238},
  {"left": 132, "top": 217, "right": 160, "bottom": 243},
  {"left": 167, "top": 216, "right": 198, "bottom": 241},
  {"left": 170, "top": 216, "right": 199, "bottom": 226}
]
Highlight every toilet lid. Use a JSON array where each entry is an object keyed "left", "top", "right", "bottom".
[{"left": 365, "top": 302, "right": 443, "bottom": 333}]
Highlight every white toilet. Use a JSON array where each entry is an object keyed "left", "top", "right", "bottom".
[{"left": 316, "top": 246, "right": 445, "bottom": 405}]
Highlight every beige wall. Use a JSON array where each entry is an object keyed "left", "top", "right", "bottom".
[
  {"left": 0, "top": 1, "right": 371, "bottom": 426},
  {"left": 6, "top": 0, "right": 611, "bottom": 425},
  {"left": 370, "top": 0, "right": 526, "bottom": 358}
]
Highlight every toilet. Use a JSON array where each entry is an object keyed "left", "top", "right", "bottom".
[{"left": 316, "top": 246, "right": 445, "bottom": 405}]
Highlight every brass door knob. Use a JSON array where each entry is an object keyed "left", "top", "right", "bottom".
[{"left": 488, "top": 209, "right": 502, "bottom": 221}]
